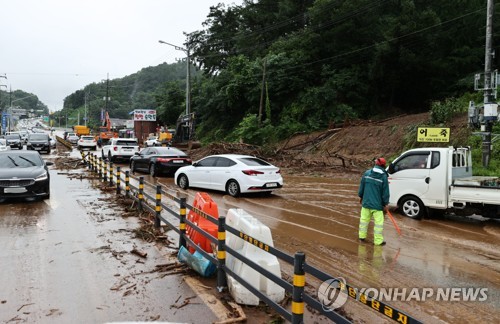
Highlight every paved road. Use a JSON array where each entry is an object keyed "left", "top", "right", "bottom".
[{"left": 0, "top": 149, "right": 219, "bottom": 323}]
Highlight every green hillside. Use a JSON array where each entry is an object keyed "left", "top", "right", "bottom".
[{"left": 55, "top": 0, "right": 493, "bottom": 145}]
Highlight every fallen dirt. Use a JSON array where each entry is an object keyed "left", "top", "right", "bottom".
[{"left": 187, "top": 112, "right": 470, "bottom": 179}]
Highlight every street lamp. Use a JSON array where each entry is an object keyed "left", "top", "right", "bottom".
[{"left": 158, "top": 40, "right": 191, "bottom": 116}]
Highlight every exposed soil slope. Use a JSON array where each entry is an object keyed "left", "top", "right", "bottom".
[{"left": 189, "top": 112, "right": 470, "bottom": 179}]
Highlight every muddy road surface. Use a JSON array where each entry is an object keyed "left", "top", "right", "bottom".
[
  {"left": 1, "top": 143, "right": 498, "bottom": 324},
  {"left": 0, "top": 151, "right": 221, "bottom": 323},
  {"left": 144, "top": 166, "right": 500, "bottom": 323}
]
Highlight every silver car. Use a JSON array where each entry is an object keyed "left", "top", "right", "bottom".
[{"left": 66, "top": 133, "right": 80, "bottom": 145}]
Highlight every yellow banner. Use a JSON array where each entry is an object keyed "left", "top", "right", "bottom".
[{"left": 417, "top": 127, "right": 450, "bottom": 142}]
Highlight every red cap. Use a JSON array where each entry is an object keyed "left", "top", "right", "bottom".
[{"left": 375, "top": 157, "right": 386, "bottom": 167}]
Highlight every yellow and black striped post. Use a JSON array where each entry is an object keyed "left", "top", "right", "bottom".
[
  {"left": 125, "top": 171, "right": 130, "bottom": 198},
  {"left": 91, "top": 154, "right": 95, "bottom": 172},
  {"left": 98, "top": 157, "right": 103, "bottom": 179},
  {"left": 179, "top": 197, "right": 187, "bottom": 248},
  {"left": 138, "top": 176, "right": 144, "bottom": 212},
  {"left": 217, "top": 215, "right": 227, "bottom": 291},
  {"left": 80, "top": 150, "right": 86, "bottom": 166},
  {"left": 292, "top": 252, "right": 305, "bottom": 324},
  {"left": 109, "top": 162, "right": 114, "bottom": 186},
  {"left": 154, "top": 185, "right": 161, "bottom": 228},
  {"left": 103, "top": 159, "right": 108, "bottom": 182},
  {"left": 116, "top": 167, "right": 121, "bottom": 194}
]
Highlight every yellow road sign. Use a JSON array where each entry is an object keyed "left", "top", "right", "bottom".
[{"left": 417, "top": 127, "right": 450, "bottom": 142}]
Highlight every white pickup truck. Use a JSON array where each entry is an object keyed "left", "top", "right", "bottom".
[
  {"left": 387, "top": 146, "right": 500, "bottom": 219},
  {"left": 101, "top": 138, "right": 139, "bottom": 162}
]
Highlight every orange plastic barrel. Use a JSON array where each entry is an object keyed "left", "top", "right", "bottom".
[{"left": 187, "top": 192, "right": 219, "bottom": 254}]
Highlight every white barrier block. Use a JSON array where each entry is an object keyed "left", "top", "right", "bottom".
[{"left": 225, "top": 208, "right": 285, "bottom": 306}]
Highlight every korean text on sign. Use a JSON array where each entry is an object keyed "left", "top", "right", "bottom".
[
  {"left": 133, "top": 109, "right": 157, "bottom": 121},
  {"left": 417, "top": 127, "right": 450, "bottom": 143}
]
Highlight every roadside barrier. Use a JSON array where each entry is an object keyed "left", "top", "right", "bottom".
[
  {"left": 55, "top": 135, "right": 73, "bottom": 149},
  {"left": 81, "top": 152, "right": 422, "bottom": 324}
]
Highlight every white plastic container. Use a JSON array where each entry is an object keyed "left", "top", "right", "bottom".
[{"left": 225, "top": 208, "right": 285, "bottom": 306}]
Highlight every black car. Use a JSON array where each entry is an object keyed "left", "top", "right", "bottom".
[
  {"left": 26, "top": 133, "right": 51, "bottom": 154},
  {"left": 0, "top": 150, "right": 52, "bottom": 201},
  {"left": 5, "top": 134, "right": 23, "bottom": 149},
  {"left": 130, "top": 147, "right": 192, "bottom": 177}
]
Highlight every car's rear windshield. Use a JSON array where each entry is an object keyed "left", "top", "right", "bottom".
[
  {"left": 6, "top": 134, "right": 20, "bottom": 139},
  {"left": 81, "top": 136, "right": 94, "bottom": 140},
  {"left": 29, "top": 134, "right": 49, "bottom": 140},
  {"left": 238, "top": 157, "right": 271, "bottom": 166},
  {"left": 116, "top": 140, "right": 138, "bottom": 146},
  {"left": 0, "top": 153, "right": 43, "bottom": 167}
]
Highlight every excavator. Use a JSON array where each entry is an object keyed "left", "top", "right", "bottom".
[
  {"left": 159, "top": 112, "right": 200, "bottom": 150},
  {"left": 97, "top": 111, "right": 118, "bottom": 146}
]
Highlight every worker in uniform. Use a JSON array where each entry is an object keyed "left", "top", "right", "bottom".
[{"left": 358, "top": 157, "right": 390, "bottom": 246}]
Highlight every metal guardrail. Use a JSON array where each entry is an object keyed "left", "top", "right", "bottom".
[{"left": 81, "top": 152, "right": 422, "bottom": 324}]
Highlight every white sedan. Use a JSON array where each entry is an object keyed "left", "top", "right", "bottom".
[
  {"left": 144, "top": 136, "right": 160, "bottom": 147},
  {"left": 174, "top": 154, "right": 283, "bottom": 197},
  {"left": 77, "top": 135, "right": 97, "bottom": 150}
]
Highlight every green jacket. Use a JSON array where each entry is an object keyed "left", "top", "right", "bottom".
[{"left": 358, "top": 165, "right": 390, "bottom": 211}]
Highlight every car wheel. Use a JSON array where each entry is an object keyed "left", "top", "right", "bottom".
[
  {"left": 130, "top": 161, "right": 136, "bottom": 173},
  {"left": 108, "top": 152, "right": 113, "bottom": 163},
  {"left": 178, "top": 174, "right": 189, "bottom": 190},
  {"left": 149, "top": 164, "right": 157, "bottom": 177},
  {"left": 399, "top": 195, "right": 426, "bottom": 219},
  {"left": 101, "top": 150, "right": 105, "bottom": 159},
  {"left": 93, "top": 146, "right": 96, "bottom": 151},
  {"left": 226, "top": 180, "right": 241, "bottom": 197}
]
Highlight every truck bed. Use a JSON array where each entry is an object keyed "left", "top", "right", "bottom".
[
  {"left": 451, "top": 176, "right": 500, "bottom": 206},
  {"left": 453, "top": 176, "right": 500, "bottom": 187}
]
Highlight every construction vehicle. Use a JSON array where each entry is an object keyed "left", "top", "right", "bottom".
[
  {"left": 73, "top": 125, "right": 90, "bottom": 136},
  {"left": 170, "top": 113, "right": 200, "bottom": 150},
  {"left": 98, "top": 111, "right": 118, "bottom": 146}
]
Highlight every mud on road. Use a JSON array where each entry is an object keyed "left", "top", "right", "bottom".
[{"left": 2, "top": 141, "right": 498, "bottom": 324}]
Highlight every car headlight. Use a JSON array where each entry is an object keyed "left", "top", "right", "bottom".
[{"left": 35, "top": 171, "right": 48, "bottom": 181}]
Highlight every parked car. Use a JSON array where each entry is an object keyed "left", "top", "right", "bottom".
[
  {"left": 130, "top": 147, "right": 192, "bottom": 177},
  {"left": 77, "top": 135, "right": 97, "bottom": 150},
  {"left": 101, "top": 138, "right": 139, "bottom": 162},
  {"left": 174, "top": 154, "right": 283, "bottom": 197},
  {"left": 0, "top": 150, "right": 52, "bottom": 201},
  {"left": 67, "top": 132, "right": 80, "bottom": 145},
  {"left": 0, "top": 139, "right": 8, "bottom": 151},
  {"left": 26, "top": 133, "right": 51, "bottom": 154},
  {"left": 144, "top": 136, "right": 161, "bottom": 147},
  {"left": 5, "top": 133, "right": 23, "bottom": 150}
]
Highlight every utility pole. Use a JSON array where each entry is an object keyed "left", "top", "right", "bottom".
[
  {"left": 482, "top": 0, "right": 496, "bottom": 167},
  {"left": 258, "top": 58, "right": 267, "bottom": 127},
  {"left": 158, "top": 40, "right": 191, "bottom": 116}
]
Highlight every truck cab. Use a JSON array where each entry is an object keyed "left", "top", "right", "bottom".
[{"left": 387, "top": 147, "right": 474, "bottom": 219}]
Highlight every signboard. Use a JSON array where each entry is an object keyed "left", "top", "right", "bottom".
[
  {"left": 1, "top": 113, "right": 9, "bottom": 133},
  {"left": 133, "top": 109, "right": 156, "bottom": 121},
  {"left": 417, "top": 127, "right": 450, "bottom": 142}
]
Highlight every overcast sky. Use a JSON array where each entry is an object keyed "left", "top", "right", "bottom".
[{"left": 0, "top": 0, "right": 242, "bottom": 112}]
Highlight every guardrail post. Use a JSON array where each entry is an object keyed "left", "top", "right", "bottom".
[
  {"left": 80, "top": 150, "right": 86, "bottom": 166},
  {"left": 98, "top": 157, "right": 103, "bottom": 180},
  {"left": 154, "top": 185, "right": 161, "bottom": 228},
  {"left": 125, "top": 171, "right": 130, "bottom": 198},
  {"left": 109, "top": 162, "right": 114, "bottom": 186},
  {"left": 116, "top": 167, "right": 121, "bottom": 195},
  {"left": 179, "top": 196, "right": 187, "bottom": 248},
  {"left": 138, "top": 176, "right": 144, "bottom": 212},
  {"left": 103, "top": 158, "right": 108, "bottom": 182},
  {"left": 89, "top": 154, "right": 93, "bottom": 171},
  {"left": 292, "top": 252, "right": 305, "bottom": 324},
  {"left": 217, "top": 216, "right": 227, "bottom": 291}
]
